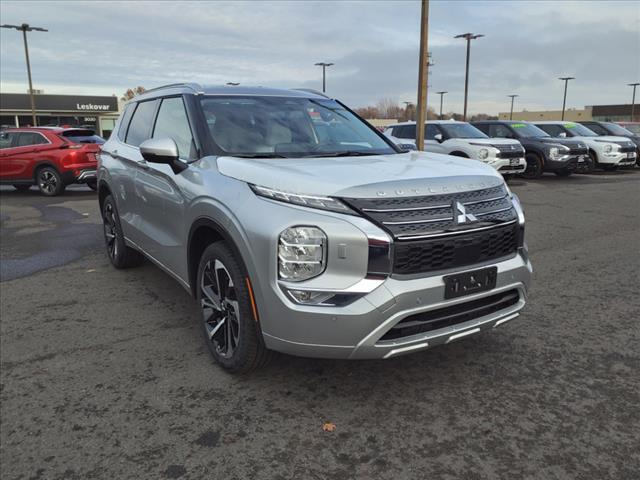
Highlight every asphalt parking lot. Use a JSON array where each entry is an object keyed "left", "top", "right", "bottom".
[{"left": 1, "top": 171, "right": 639, "bottom": 480}]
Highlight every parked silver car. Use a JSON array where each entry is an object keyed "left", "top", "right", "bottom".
[{"left": 97, "top": 84, "right": 532, "bottom": 372}]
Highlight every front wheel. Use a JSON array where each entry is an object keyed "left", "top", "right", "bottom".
[
  {"left": 522, "top": 153, "right": 543, "bottom": 179},
  {"left": 197, "top": 242, "right": 271, "bottom": 373},
  {"left": 37, "top": 167, "right": 65, "bottom": 196}
]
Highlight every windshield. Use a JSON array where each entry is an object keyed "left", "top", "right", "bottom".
[
  {"left": 620, "top": 123, "right": 640, "bottom": 135},
  {"left": 602, "top": 122, "right": 633, "bottom": 136},
  {"left": 509, "top": 123, "right": 549, "bottom": 138},
  {"left": 565, "top": 123, "right": 598, "bottom": 136},
  {"left": 439, "top": 123, "right": 488, "bottom": 139},
  {"left": 200, "top": 96, "right": 397, "bottom": 157}
]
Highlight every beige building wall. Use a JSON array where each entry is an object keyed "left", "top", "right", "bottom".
[{"left": 498, "top": 107, "right": 592, "bottom": 122}]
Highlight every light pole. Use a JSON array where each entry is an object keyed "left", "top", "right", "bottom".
[
  {"left": 435, "top": 91, "right": 447, "bottom": 119},
  {"left": 507, "top": 94, "right": 519, "bottom": 120},
  {"left": 559, "top": 76, "right": 574, "bottom": 121},
  {"left": 1, "top": 23, "right": 48, "bottom": 126},
  {"left": 415, "top": 0, "right": 430, "bottom": 150},
  {"left": 402, "top": 101, "right": 413, "bottom": 121},
  {"left": 455, "top": 33, "right": 484, "bottom": 121},
  {"left": 628, "top": 82, "right": 640, "bottom": 121},
  {"left": 314, "top": 62, "right": 334, "bottom": 93}
]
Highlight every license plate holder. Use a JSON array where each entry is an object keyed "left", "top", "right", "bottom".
[
  {"left": 444, "top": 267, "right": 498, "bottom": 299},
  {"left": 509, "top": 158, "right": 520, "bottom": 167},
  {"left": 627, "top": 152, "right": 635, "bottom": 159},
  {"left": 578, "top": 155, "right": 586, "bottom": 163}
]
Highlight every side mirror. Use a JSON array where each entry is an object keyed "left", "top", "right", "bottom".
[
  {"left": 434, "top": 133, "right": 443, "bottom": 142},
  {"left": 139, "top": 138, "right": 187, "bottom": 174},
  {"left": 558, "top": 132, "right": 567, "bottom": 138}
]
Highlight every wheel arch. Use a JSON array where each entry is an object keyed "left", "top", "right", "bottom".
[
  {"left": 449, "top": 151, "right": 469, "bottom": 158},
  {"left": 98, "top": 180, "right": 113, "bottom": 214},
  {"left": 32, "top": 161, "right": 59, "bottom": 180},
  {"left": 187, "top": 216, "right": 253, "bottom": 299}
]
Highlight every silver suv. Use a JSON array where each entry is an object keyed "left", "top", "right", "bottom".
[{"left": 98, "top": 84, "right": 532, "bottom": 372}]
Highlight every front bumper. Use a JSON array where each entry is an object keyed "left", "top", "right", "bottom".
[
  {"left": 545, "top": 154, "right": 584, "bottom": 171},
  {"left": 487, "top": 157, "right": 526, "bottom": 174},
  {"left": 599, "top": 150, "right": 637, "bottom": 166},
  {"left": 261, "top": 250, "right": 532, "bottom": 359}
]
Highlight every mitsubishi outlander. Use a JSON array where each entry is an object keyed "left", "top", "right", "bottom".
[{"left": 97, "top": 84, "right": 532, "bottom": 372}]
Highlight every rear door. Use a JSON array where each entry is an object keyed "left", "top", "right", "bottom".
[
  {"left": 1, "top": 131, "right": 55, "bottom": 180},
  {"left": 0, "top": 132, "right": 18, "bottom": 180},
  {"left": 134, "top": 95, "right": 196, "bottom": 277}
]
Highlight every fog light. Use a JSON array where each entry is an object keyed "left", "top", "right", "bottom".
[
  {"left": 278, "top": 226, "right": 326, "bottom": 281},
  {"left": 287, "top": 289, "right": 335, "bottom": 305}
]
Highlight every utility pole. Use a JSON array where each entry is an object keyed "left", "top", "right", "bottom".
[
  {"left": 628, "top": 82, "right": 640, "bottom": 121},
  {"left": 507, "top": 94, "right": 519, "bottom": 120},
  {"left": 314, "top": 62, "right": 334, "bottom": 93},
  {"left": 1, "top": 23, "right": 48, "bottom": 126},
  {"left": 415, "top": 0, "right": 430, "bottom": 150},
  {"left": 455, "top": 32, "right": 484, "bottom": 121},
  {"left": 559, "top": 77, "right": 575, "bottom": 121},
  {"left": 435, "top": 91, "right": 447, "bottom": 119}
]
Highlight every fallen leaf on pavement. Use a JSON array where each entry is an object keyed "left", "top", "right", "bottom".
[
  {"left": 322, "top": 422, "right": 336, "bottom": 432},
  {"left": 86, "top": 269, "right": 96, "bottom": 273}
]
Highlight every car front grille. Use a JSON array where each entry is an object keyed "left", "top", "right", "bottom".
[
  {"left": 493, "top": 144, "right": 525, "bottom": 159},
  {"left": 618, "top": 144, "right": 636, "bottom": 153},
  {"left": 343, "top": 184, "right": 520, "bottom": 275},
  {"left": 379, "top": 289, "right": 521, "bottom": 342},
  {"left": 567, "top": 147, "right": 588, "bottom": 156}
]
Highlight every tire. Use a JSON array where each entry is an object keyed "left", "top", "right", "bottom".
[
  {"left": 36, "top": 166, "right": 65, "bottom": 196},
  {"left": 13, "top": 184, "right": 31, "bottom": 192},
  {"left": 580, "top": 152, "right": 597, "bottom": 174},
  {"left": 102, "top": 194, "right": 143, "bottom": 268},
  {"left": 522, "top": 153, "right": 543, "bottom": 179},
  {"left": 197, "top": 242, "right": 271, "bottom": 373},
  {"left": 554, "top": 169, "right": 572, "bottom": 177},
  {"left": 87, "top": 179, "right": 98, "bottom": 191}
]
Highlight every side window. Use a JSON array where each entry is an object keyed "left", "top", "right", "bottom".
[
  {"left": 490, "top": 124, "right": 512, "bottom": 138},
  {"left": 537, "top": 124, "right": 561, "bottom": 137},
  {"left": 152, "top": 97, "right": 197, "bottom": 160},
  {"left": 117, "top": 104, "right": 135, "bottom": 141},
  {"left": 16, "top": 132, "right": 48, "bottom": 147},
  {"left": 474, "top": 124, "right": 489, "bottom": 135},
  {"left": 125, "top": 100, "right": 158, "bottom": 147},
  {"left": 398, "top": 125, "right": 416, "bottom": 139},
  {"left": 0, "top": 131, "right": 15, "bottom": 149},
  {"left": 425, "top": 124, "right": 439, "bottom": 140},
  {"left": 586, "top": 124, "right": 606, "bottom": 135}
]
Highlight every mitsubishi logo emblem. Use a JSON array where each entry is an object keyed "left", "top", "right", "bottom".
[{"left": 454, "top": 201, "right": 477, "bottom": 224}]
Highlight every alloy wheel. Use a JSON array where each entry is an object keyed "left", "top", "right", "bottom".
[
  {"left": 39, "top": 170, "right": 58, "bottom": 195},
  {"left": 200, "top": 259, "right": 240, "bottom": 358},
  {"left": 103, "top": 203, "right": 118, "bottom": 259}
]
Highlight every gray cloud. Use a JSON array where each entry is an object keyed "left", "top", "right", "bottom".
[{"left": 1, "top": 0, "right": 638, "bottom": 114}]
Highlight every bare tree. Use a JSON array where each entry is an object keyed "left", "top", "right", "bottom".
[{"left": 121, "top": 86, "right": 146, "bottom": 102}]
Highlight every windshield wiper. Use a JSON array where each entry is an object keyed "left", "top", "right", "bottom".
[
  {"left": 304, "top": 151, "right": 376, "bottom": 158},
  {"left": 231, "top": 153, "right": 290, "bottom": 159}
]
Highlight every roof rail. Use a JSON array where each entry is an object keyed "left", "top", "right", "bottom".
[
  {"left": 292, "top": 88, "right": 330, "bottom": 98},
  {"left": 141, "top": 83, "right": 204, "bottom": 95}
]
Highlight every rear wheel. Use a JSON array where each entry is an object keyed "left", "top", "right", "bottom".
[
  {"left": 522, "top": 153, "right": 543, "bottom": 179},
  {"left": 197, "top": 242, "right": 271, "bottom": 373},
  {"left": 37, "top": 166, "right": 65, "bottom": 196},
  {"left": 12, "top": 185, "right": 31, "bottom": 192},
  {"left": 102, "top": 195, "right": 143, "bottom": 268}
]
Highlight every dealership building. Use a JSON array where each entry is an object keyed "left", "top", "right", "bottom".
[
  {"left": 0, "top": 92, "right": 121, "bottom": 138},
  {"left": 498, "top": 104, "right": 639, "bottom": 122}
]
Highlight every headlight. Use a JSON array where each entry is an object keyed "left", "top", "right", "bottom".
[
  {"left": 251, "top": 184, "right": 352, "bottom": 214},
  {"left": 603, "top": 144, "right": 613, "bottom": 153},
  {"left": 478, "top": 148, "right": 489, "bottom": 159},
  {"left": 279, "top": 226, "right": 326, "bottom": 281},
  {"left": 549, "top": 147, "right": 559, "bottom": 159}
]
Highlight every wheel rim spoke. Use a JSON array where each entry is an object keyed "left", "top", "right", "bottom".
[{"left": 200, "top": 259, "right": 240, "bottom": 357}]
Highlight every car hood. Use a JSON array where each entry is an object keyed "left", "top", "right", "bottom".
[
  {"left": 537, "top": 137, "right": 587, "bottom": 148},
  {"left": 468, "top": 138, "right": 521, "bottom": 146},
  {"left": 574, "top": 135, "right": 633, "bottom": 144},
  {"left": 216, "top": 152, "right": 503, "bottom": 199}
]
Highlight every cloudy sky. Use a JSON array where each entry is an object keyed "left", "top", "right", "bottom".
[{"left": 1, "top": 0, "right": 638, "bottom": 115}]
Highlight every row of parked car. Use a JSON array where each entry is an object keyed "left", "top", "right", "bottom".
[{"left": 384, "top": 120, "right": 640, "bottom": 179}]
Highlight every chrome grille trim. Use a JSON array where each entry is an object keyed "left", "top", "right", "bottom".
[{"left": 395, "top": 219, "right": 517, "bottom": 241}]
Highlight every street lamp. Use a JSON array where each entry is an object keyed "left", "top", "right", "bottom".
[
  {"left": 314, "top": 62, "right": 334, "bottom": 93},
  {"left": 507, "top": 94, "right": 519, "bottom": 120},
  {"left": 402, "top": 101, "right": 414, "bottom": 121},
  {"left": 559, "top": 76, "right": 575, "bottom": 121},
  {"left": 628, "top": 82, "right": 640, "bottom": 121},
  {"left": 435, "top": 91, "right": 447, "bottom": 119},
  {"left": 1, "top": 23, "right": 48, "bottom": 126},
  {"left": 455, "top": 33, "right": 484, "bottom": 121}
]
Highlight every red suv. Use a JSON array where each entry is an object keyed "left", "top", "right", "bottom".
[{"left": 0, "top": 127, "right": 103, "bottom": 195}]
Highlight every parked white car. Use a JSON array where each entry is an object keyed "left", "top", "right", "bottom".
[
  {"left": 533, "top": 121, "right": 637, "bottom": 171},
  {"left": 384, "top": 121, "right": 526, "bottom": 175}
]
